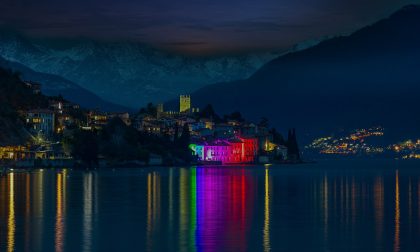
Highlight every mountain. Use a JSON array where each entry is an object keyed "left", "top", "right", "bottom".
[
  {"left": 0, "top": 67, "right": 44, "bottom": 145},
  {"left": 0, "top": 57, "right": 129, "bottom": 111},
  {"left": 0, "top": 32, "right": 279, "bottom": 109},
  {"left": 187, "top": 5, "right": 420, "bottom": 141}
]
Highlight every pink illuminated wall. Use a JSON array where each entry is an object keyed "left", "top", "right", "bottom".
[{"left": 195, "top": 137, "right": 258, "bottom": 164}]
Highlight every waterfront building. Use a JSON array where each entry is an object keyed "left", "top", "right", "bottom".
[
  {"left": 179, "top": 95, "right": 191, "bottom": 113},
  {"left": 241, "top": 137, "right": 259, "bottom": 162},
  {"left": 26, "top": 109, "right": 55, "bottom": 137},
  {"left": 190, "top": 137, "right": 258, "bottom": 164},
  {"left": 0, "top": 146, "right": 28, "bottom": 160}
]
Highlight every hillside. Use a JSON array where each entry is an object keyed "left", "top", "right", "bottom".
[
  {"left": 0, "top": 57, "right": 129, "bottom": 112},
  {"left": 188, "top": 5, "right": 420, "bottom": 141},
  {"left": 0, "top": 68, "right": 46, "bottom": 145}
]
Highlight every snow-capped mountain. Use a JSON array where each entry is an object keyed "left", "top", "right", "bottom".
[{"left": 0, "top": 32, "right": 279, "bottom": 108}]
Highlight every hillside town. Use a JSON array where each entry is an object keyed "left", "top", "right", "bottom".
[
  {"left": 305, "top": 127, "right": 420, "bottom": 159},
  {"left": 0, "top": 78, "right": 299, "bottom": 168}
]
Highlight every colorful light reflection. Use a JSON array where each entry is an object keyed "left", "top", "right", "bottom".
[{"left": 195, "top": 167, "right": 254, "bottom": 252}]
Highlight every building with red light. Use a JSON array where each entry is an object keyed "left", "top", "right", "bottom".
[
  {"left": 190, "top": 137, "right": 258, "bottom": 164},
  {"left": 240, "top": 137, "right": 258, "bottom": 163}
]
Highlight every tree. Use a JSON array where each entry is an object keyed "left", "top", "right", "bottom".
[
  {"left": 173, "top": 123, "right": 179, "bottom": 143},
  {"left": 270, "top": 128, "right": 286, "bottom": 145},
  {"left": 0, "top": 68, "right": 48, "bottom": 111},
  {"left": 286, "top": 128, "right": 301, "bottom": 161},
  {"left": 178, "top": 123, "right": 191, "bottom": 148},
  {"left": 99, "top": 117, "right": 140, "bottom": 161},
  {"left": 71, "top": 129, "right": 99, "bottom": 167},
  {"left": 199, "top": 104, "right": 221, "bottom": 122},
  {"left": 176, "top": 123, "right": 193, "bottom": 163},
  {"left": 139, "top": 102, "right": 157, "bottom": 116},
  {"left": 258, "top": 117, "right": 269, "bottom": 128},
  {"left": 224, "top": 111, "right": 245, "bottom": 122}
]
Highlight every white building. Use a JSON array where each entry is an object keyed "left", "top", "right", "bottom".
[{"left": 26, "top": 109, "right": 55, "bottom": 137}]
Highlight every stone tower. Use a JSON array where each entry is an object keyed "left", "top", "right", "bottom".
[{"left": 179, "top": 95, "right": 191, "bottom": 113}]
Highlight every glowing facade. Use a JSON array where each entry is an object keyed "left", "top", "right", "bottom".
[
  {"left": 26, "top": 109, "right": 55, "bottom": 137},
  {"left": 179, "top": 95, "right": 191, "bottom": 113},
  {"left": 190, "top": 137, "right": 258, "bottom": 164}
]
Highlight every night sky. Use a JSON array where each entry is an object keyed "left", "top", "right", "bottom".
[{"left": 1, "top": 0, "right": 418, "bottom": 54}]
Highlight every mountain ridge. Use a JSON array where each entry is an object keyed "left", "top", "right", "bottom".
[
  {"left": 186, "top": 5, "right": 420, "bottom": 141},
  {"left": 0, "top": 32, "right": 279, "bottom": 108}
]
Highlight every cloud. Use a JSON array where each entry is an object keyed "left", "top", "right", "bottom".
[
  {"left": 0, "top": 0, "right": 415, "bottom": 53},
  {"left": 219, "top": 20, "right": 310, "bottom": 32},
  {"left": 161, "top": 41, "right": 209, "bottom": 46},
  {"left": 183, "top": 25, "right": 214, "bottom": 31}
]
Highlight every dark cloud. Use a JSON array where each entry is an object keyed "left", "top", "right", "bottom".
[
  {"left": 0, "top": 0, "right": 418, "bottom": 54},
  {"left": 218, "top": 20, "right": 310, "bottom": 32},
  {"left": 162, "top": 41, "right": 209, "bottom": 46},
  {"left": 183, "top": 25, "right": 215, "bottom": 31}
]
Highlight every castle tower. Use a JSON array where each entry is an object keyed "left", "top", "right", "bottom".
[
  {"left": 157, "top": 103, "right": 164, "bottom": 113},
  {"left": 179, "top": 95, "right": 191, "bottom": 113}
]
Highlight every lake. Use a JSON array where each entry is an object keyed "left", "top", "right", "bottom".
[{"left": 0, "top": 160, "right": 419, "bottom": 251}]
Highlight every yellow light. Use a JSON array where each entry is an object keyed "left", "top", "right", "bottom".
[
  {"left": 394, "top": 170, "right": 400, "bottom": 252},
  {"left": 7, "top": 173, "right": 15, "bottom": 252},
  {"left": 263, "top": 168, "right": 271, "bottom": 252}
]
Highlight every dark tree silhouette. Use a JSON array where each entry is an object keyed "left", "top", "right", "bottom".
[
  {"left": 176, "top": 123, "right": 193, "bottom": 163},
  {"left": 286, "top": 128, "right": 301, "bottom": 161},
  {"left": 270, "top": 128, "right": 286, "bottom": 145},
  {"left": 224, "top": 111, "right": 245, "bottom": 122},
  {"left": 71, "top": 129, "right": 99, "bottom": 167},
  {"left": 178, "top": 123, "right": 191, "bottom": 148},
  {"left": 258, "top": 117, "right": 269, "bottom": 128},
  {"left": 139, "top": 102, "right": 157, "bottom": 116},
  {"left": 199, "top": 104, "right": 221, "bottom": 122}
]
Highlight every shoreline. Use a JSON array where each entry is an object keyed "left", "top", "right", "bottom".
[{"left": 2, "top": 157, "right": 419, "bottom": 170}]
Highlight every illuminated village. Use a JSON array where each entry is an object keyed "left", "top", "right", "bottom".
[
  {"left": 305, "top": 127, "right": 420, "bottom": 159},
  {"left": 131, "top": 94, "right": 293, "bottom": 165},
  {"left": 0, "top": 81, "right": 296, "bottom": 167},
  {"left": 2, "top": 78, "right": 418, "bottom": 168}
]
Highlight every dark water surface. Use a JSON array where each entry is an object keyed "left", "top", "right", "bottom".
[{"left": 1, "top": 160, "right": 420, "bottom": 252}]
